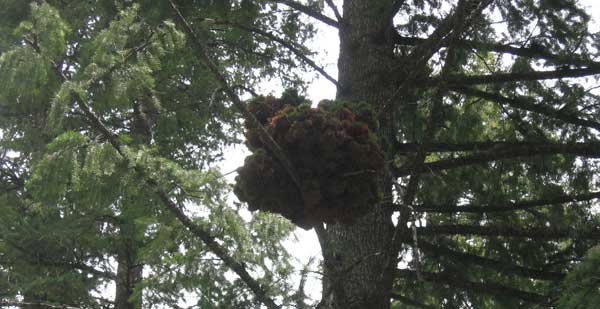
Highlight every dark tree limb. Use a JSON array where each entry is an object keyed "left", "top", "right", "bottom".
[
  {"left": 0, "top": 302, "right": 80, "bottom": 309},
  {"left": 413, "top": 191, "right": 600, "bottom": 213},
  {"left": 450, "top": 86, "right": 600, "bottom": 131},
  {"left": 324, "top": 0, "right": 342, "bottom": 22},
  {"left": 273, "top": 0, "right": 339, "bottom": 28},
  {"left": 386, "top": 1, "right": 408, "bottom": 23},
  {"left": 394, "top": 142, "right": 600, "bottom": 176},
  {"left": 417, "top": 224, "right": 600, "bottom": 240},
  {"left": 396, "top": 269, "right": 550, "bottom": 303},
  {"left": 417, "top": 240, "right": 566, "bottom": 280},
  {"left": 392, "top": 34, "right": 600, "bottom": 68},
  {"left": 434, "top": 66, "right": 600, "bottom": 86},
  {"left": 394, "top": 141, "right": 600, "bottom": 153}
]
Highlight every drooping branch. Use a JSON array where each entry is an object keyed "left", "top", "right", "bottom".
[
  {"left": 76, "top": 88, "right": 282, "bottom": 308},
  {"left": 273, "top": 0, "right": 339, "bottom": 28},
  {"left": 396, "top": 269, "right": 550, "bottom": 303},
  {"left": 413, "top": 191, "right": 600, "bottom": 213},
  {"left": 34, "top": 5, "right": 282, "bottom": 307},
  {"left": 417, "top": 240, "right": 566, "bottom": 280},
  {"left": 152, "top": 188, "right": 280, "bottom": 309},
  {"left": 417, "top": 224, "right": 600, "bottom": 240},
  {"left": 392, "top": 34, "right": 600, "bottom": 68},
  {"left": 394, "top": 142, "right": 600, "bottom": 176},
  {"left": 199, "top": 18, "right": 338, "bottom": 86},
  {"left": 450, "top": 86, "right": 600, "bottom": 131}
]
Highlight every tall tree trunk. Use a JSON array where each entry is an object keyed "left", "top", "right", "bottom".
[
  {"left": 114, "top": 231, "right": 143, "bottom": 309},
  {"left": 320, "top": 1, "right": 400, "bottom": 308}
]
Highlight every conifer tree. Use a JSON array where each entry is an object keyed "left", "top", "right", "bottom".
[{"left": 1, "top": 1, "right": 600, "bottom": 308}]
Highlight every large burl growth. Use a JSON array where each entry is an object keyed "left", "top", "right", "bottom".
[{"left": 234, "top": 90, "right": 384, "bottom": 229}]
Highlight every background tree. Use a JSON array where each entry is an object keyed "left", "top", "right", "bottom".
[
  {"left": 1, "top": 1, "right": 312, "bottom": 308},
  {"left": 1, "top": 0, "right": 600, "bottom": 309}
]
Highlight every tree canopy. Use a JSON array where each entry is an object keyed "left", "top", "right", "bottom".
[{"left": 1, "top": 0, "right": 600, "bottom": 308}]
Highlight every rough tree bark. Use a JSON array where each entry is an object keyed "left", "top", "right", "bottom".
[
  {"left": 114, "top": 244, "right": 142, "bottom": 309},
  {"left": 319, "top": 1, "right": 399, "bottom": 308}
]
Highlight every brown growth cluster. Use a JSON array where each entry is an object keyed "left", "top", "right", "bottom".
[{"left": 234, "top": 91, "right": 384, "bottom": 229}]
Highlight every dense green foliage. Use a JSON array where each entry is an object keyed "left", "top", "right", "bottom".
[
  {"left": 557, "top": 246, "right": 600, "bottom": 308},
  {"left": 0, "top": 1, "right": 315, "bottom": 307}
]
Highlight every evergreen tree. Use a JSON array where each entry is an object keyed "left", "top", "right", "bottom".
[
  {"left": 1, "top": 1, "right": 309, "bottom": 307},
  {"left": 1, "top": 1, "right": 600, "bottom": 309}
]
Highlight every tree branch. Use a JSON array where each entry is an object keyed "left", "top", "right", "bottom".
[
  {"left": 413, "top": 191, "right": 600, "bottom": 213},
  {"left": 396, "top": 269, "right": 550, "bottom": 303},
  {"left": 274, "top": 0, "right": 339, "bottom": 28},
  {"left": 417, "top": 224, "right": 600, "bottom": 240},
  {"left": 435, "top": 66, "right": 600, "bottom": 86},
  {"left": 153, "top": 188, "right": 280, "bottom": 309},
  {"left": 417, "top": 240, "right": 565, "bottom": 280},
  {"left": 0, "top": 302, "right": 80, "bottom": 309},
  {"left": 394, "top": 142, "right": 600, "bottom": 176},
  {"left": 394, "top": 141, "right": 600, "bottom": 153},
  {"left": 450, "top": 86, "right": 600, "bottom": 130},
  {"left": 383, "top": 0, "right": 493, "bottom": 119},
  {"left": 324, "top": 0, "right": 342, "bottom": 22},
  {"left": 392, "top": 34, "right": 600, "bottom": 68}
]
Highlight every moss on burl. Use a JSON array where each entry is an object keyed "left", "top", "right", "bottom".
[{"left": 234, "top": 90, "right": 384, "bottom": 229}]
